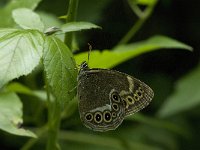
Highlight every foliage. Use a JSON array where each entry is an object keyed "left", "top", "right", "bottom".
[
  {"left": 0, "top": 92, "right": 36, "bottom": 137},
  {"left": 0, "top": 0, "right": 198, "bottom": 150},
  {"left": 158, "top": 65, "right": 200, "bottom": 117}
]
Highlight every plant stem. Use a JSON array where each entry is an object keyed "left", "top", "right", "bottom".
[
  {"left": 45, "top": 77, "right": 61, "bottom": 150},
  {"left": 46, "top": 102, "right": 61, "bottom": 150},
  {"left": 117, "top": 18, "right": 146, "bottom": 45},
  {"left": 64, "top": 0, "right": 79, "bottom": 50},
  {"left": 21, "top": 125, "right": 48, "bottom": 150},
  {"left": 117, "top": 1, "right": 157, "bottom": 45}
]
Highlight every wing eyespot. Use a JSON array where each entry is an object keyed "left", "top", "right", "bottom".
[
  {"left": 85, "top": 113, "right": 93, "bottom": 121},
  {"left": 111, "top": 92, "right": 121, "bottom": 103},
  {"left": 103, "top": 111, "right": 112, "bottom": 123},
  {"left": 94, "top": 112, "right": 103, "bottom": 123},
  {"left": 112, "top": 103, "right": 119, "bottom": 111},
  {"left": 126, "top": 96, "right": 135, "bottom": 105}
]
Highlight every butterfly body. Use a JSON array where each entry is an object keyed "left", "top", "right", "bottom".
[{"left": 77, "top": 61, "right": 154, "bottom": 132}]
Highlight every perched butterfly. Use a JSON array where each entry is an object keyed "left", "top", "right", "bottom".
[{"left": 77, "top": 61, "right": 154, "bottom": 132}]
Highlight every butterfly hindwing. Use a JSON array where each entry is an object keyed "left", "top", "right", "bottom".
[{"left": 78, "top": 69, "right": 126, "bottom": 131}]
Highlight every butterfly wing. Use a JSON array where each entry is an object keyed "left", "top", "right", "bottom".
[
  {"left": 118, "top": 75, "right": 154, "bottom": 116},
  {"left": 77, "top": 68, "right": 154, "bottom": 131}
]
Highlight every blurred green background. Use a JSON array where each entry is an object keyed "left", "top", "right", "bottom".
[{"left": 0, "top": 0, "right": 200, "bottom": 150}]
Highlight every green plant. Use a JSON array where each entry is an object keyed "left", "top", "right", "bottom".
[{"left": 0, "top": 0, "right": 194, "bottom": 150}]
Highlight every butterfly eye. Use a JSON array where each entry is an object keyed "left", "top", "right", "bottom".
[
  {"left": 103, "top": 111, "right": 112, "bottom": 123},
  {"left": 111, "top": 92, "right": 120, "bottom": 102},
  {"left": 112, "top": 103, "right": 119, "bottom": 111},
  {"left": 85, "top": 113, "right": 93, "bottom": 121},
  {"left": 94, "top": 112, "right": 103, "bottom": 123},
  {"left": 80, "top": 61, "right": 88, "bottom": 69},
  {"left": 82, "top": 63, "right": 87, "bottom": 68}
]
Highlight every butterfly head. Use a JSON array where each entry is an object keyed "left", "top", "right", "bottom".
[{"left": 80, "top": 61, "right": 89, "bottom": 70}]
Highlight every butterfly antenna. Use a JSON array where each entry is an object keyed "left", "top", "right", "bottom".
[{"left": 87, "top": 43, "right": 92, "bottom": 65}]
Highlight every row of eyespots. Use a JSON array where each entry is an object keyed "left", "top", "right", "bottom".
[
  {"left": 124, "top": 86, "right": 144, "bottom": 108},
  {"left": 85, "top": 110, "right": 117, "bottom": 123},
  {"left": 135, "top": 86, "right": 144, "bottom": 99},
  {"left": 84, "top": 92, "right": 121, "bottom": 123}
]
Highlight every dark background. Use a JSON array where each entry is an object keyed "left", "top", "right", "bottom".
[
  {"left": 41, "top": 0, "right": 200, "bottom": 149},
  {"left": 38, "top": 0, "right": 200, "bottom": 78},
  {"left": 0, "top": 0, "right": 200, "bottom": 149}
]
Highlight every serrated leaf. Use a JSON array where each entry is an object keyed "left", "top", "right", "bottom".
[
  {"left": 158, "top": 65, "right": 200, "bottom": 117},
  {"left": 0, "top": 92, "right": 36, "bottom": 137},
  {"left": 61, "top": 22, "right": 101, "bottom": 33},
  {"left": 0, "top": 0, "right": 42, "bottom": 27},
  {"left": 38, "top": 11, "right": 64, "bottom": 40},
  {"left": 75, "top": 35, "right": 192, "bottom": 68},
  {"left": 43, "top": 36, "right": 77, "bottom": 104},
  {"left": 12, "top": 8, "right": 44, "bottom": 31},
  {"left": 0, "top": 28, "right": 18, "bottom": 37},
  {"left": 0, "top": 29, "right": 44, "bottom": 88},
  {"left": 38, "top": 12, "right": 62, "bottom": 29}
]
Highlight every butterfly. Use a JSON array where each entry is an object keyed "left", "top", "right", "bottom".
[{"left": 77, "top": 61, "right": 154, "bottom": 132}]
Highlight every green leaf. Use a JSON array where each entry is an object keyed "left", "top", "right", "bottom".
[
  {"left": 75, "top": 35, "right": 192, "bottom": 68},
  {"left": 61, "top": 22, "right": 101, "bottom": 33},
  {"left": 38, "top": 12, "right": 62, "bottom": 29},
  {"left": 0, "top": 0, "right": 42, "bottom": 27},
  {"left": 0, "top": 92, "right": 36, "bottom": 137},
  {"left": 158, "top": 65, "right": 200, "bottom": 117},
  {"left": 126, "top": 114, "right": 189, "bottom": 136},
  {"left": 136, "top": 0, "right": 157, "bottom": 5},
  {"left": 12, "top": 8, "right": 44, "bottom": 31},
  {"left": 4, "top": 0, "right": 41, "bottom": 10},
  {"left": 38, "top": 11, "right": 64, "bottom": 40},
  {"left": 0, "top": 29, "right": 44, "bottom": 88},
  {"left": 7, "top": 82, "right": 33, "bottom": 95},
  {"left": 6, "top": 82, "right": 53, "bottom": 101},
  {"left": 43, "top": 36, "right": 77, "bottom": 104},
  {"left": 59, "top": 131, "right": 161, "bottom": 150},
  {"left": 0, "top": 28, "right": 18, "bottom": 37}
]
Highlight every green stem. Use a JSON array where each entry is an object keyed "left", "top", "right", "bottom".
[
  {"left": 45, "top": 77, "right": 61, "bottom": 150},
  {"left": 127, "top": 0, "right": 143, "bottom": 18},
  {"left": 21, "top": 125, "right": 48, "bottom": 150},
  {"left": 117, "top": 1, "right": 157, "bottom": 45},
  {"left": 117, "top": 18, "right": 146, "bottom": 45},
  {"left": 64, "top": 0, "right": 79, "bottom": 50},
  {"left": 46, "top": 102, "right": 61, "bottom": 150}
]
